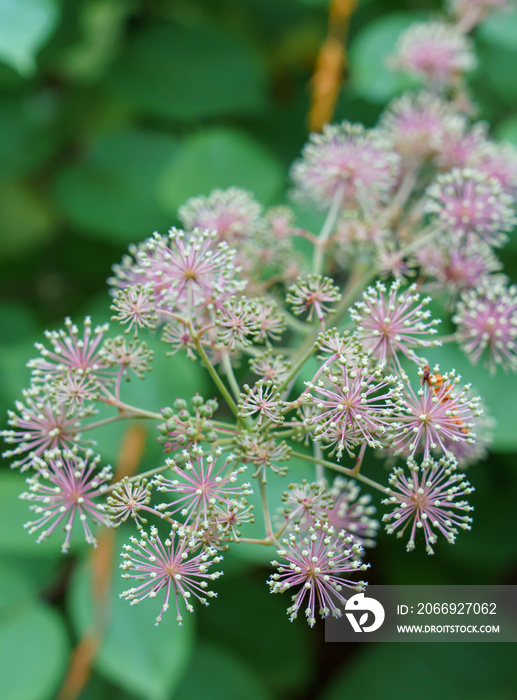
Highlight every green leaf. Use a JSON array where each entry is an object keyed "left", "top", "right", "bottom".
[
  {"left": 69, "top": 529, "right": 195, "bottom": 700},
  {"left": 494, "top": 114, "right": 517, "bottom": 146},
  {"left": 0, "top": 601, "right": 68, "bottom": 700},
  {"left": 0, "top": 301, "right": 37, "bottom": 345},
  {"left": 0, "top": 97, "right": 55, "bottom": 182},
  {"left": 0, "top": 181, "right": 54, "bottom": 259},
  {"left": 54, "top": 127, "right": 179, "bottom": 244},
  {"left": 321, "top": 644, "right": 517, "bottom": 700},
  {"left": 476, "top": 39, "right": 517, "bottom": 106},
  {"left": 157, "top": 128, "right": 284, "bottom": 215},
  {"left": 478, "top": 9, "right": 517, "bottom": 53},
  {"left": 348, "top": 12, "right": 420, "bottom": 103},
  {"left": 107, "top": 22, "right": 267, "bottom": 121},
  {"left": 199, "top": 575, "right": 316, "bottom": 694},
  {"left": 0, "top": 0, "right": 59, "bottom": 75},
  {"left": 0, "top": 559, "right": 35, "bottom": 613},
  {"left": 174, "top": 642, "right": 274, "bottom": 700}
]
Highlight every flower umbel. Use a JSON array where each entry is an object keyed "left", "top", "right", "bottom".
[
  {"left": 382, "top": 454, "right": 474, "bottom": 553},
  {"left": 21, "top": 449, "right": 112, "bottom": 553},
  {"left": 268, "top": 522, "right": 369, "bottom": 627},
  {"left": 120, "top": 524, "right": 223, "bottom": 624},
  {"left": 351, "top": 280, "right": 441, "bottom": 369}
]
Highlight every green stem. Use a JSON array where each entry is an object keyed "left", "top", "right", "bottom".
[
  {"left": 313, "top": 185, "right": 345, "bottom": 275},
  {"left": 290, "top": 449, "right": 387, "bottom": 494},
  {"left": 81, "top": 413, "right": 149, "bottom": 433},
  {"left": 221, "top": 350, "right": 242, "bottom": 403},
  {"left": 259, "top": 477, "right": 276, "bottom": 541},
  {"left": 191, "top": 326, "right": 239, "bottom": 417},
  {"left": 106, "top": 462, "right": 172, "bottom": 491},
  {"left": 100, "top": 398, "right": 162, "bottom": 421}
]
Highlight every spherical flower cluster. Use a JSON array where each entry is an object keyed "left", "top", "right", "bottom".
[
  {"left": 120, "top": 524, "right": 223, "bottom": 624},
  {"left": 109, "top": 227, "right": 246, "bottom": 319},
  {"left": 268, "top": 522, "right": 369, "bottom": 627},
  {"left": 416, "top": 235, "right": 502, "bottom": 296},
  {"left": 238, "top": 381, "right": 284, "bottom": 426},
  {"left": 290, "top": 122, "right": 400, "bottom": 211},
  {"left": 111, "top": 284, "right": 158, "bottom": 336},
  {"left": 157, "top": 397, "right": 219, "bottom": 453},
  {"left": 100, "top": 336, "right": 154, "bottom": 380},
  {"left": 471, "top": 140, "right": 517, "bottom": 198},
  {"left": 28, "top": 317, "right": 112, "bottom": 402},
  {"left": 20, "top": 448, "right": 112, "bottom": 553},
  {"left": 391, "top": 21, "right": 476, "bottom": 86},
  {"left": 382, "top": 454, "right": 474, "bottom": 554},
  {"left": 379, "top": 91, "right": 459, "bottom": 162},
  {"left": 453, "top": 279, "right": 517, "bottom": 372},
  {"left": 326, "top": 478, "right": 379, "bottom": 549},
  {"left": 1, "top": 389, "right": 83, "bottom": 470},
  {"left": 106, "top": 477, "right": 153, "bottom": 528},
  {"left": 235, "top": 432, "right": 291, "bottom": 479},
  {"left": 282, "top": 480, "right": 331, "bottom": 528},
  {"left": 425, "top": 169, "right": 516, "bottom": 248},
  {"left": 388, "top": 367, "right": 481, "bottom": 460},
  {"left": 435, "top": 120, "right": 487, "bottom": 172},
  {"left": 178, "top": 188, "right": 262, "bottom": 244},
  {"left": 350, "top": 280, "right": 441, "bottom": 370},
  {"left": 250, "top": 352, "right": 291, "bottom": 384},
  {"left": 287, "top": 275, "right": 341, "bottom": 326},
  {"left": 154, "top": 448, "right": 252, "bottom": 528},
  {"left": 304, "top": 357, "right": 396, "bottom": 459}
]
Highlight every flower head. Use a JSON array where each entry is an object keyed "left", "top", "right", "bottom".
[
  {"left": 250, "top": 352, "right": 291, "bottom": 384},
  {"left": 416, "top": 235, "right": 502, "bottom": 296},
  {"left": 379, "top": 91, "right": 459, "bottom": 162},
  {"left": 425, "top": 168, "right": 516, "bottom": 248},
  {"left": 268, "top": 522, "right": 369, "bottom": 627},
  {"left": 326, "top": 478, "right": 379, "bottom": 549},
  {"left": 28, "top": 317, "right": 111, "bottom": 392},
  {"left": 305, "top": 357, "right": 396, "bottom": 459},
  {"left": 178, "top": 188, "right": 262, "bottom": 244},
  {"left": 100, "top": 336, "right": 154, "bottom": 380},
  {"left": 282, "top": 480, "right": 331, "bottom": 528},
  {"left": 287, "top": 275, "right": 341, "bottom": 327},
  {"left": 120, "top": 524, "right": 223, "bottom": 624},
  {"left": 391, "top": 21, "right": 476, "bottom": 86},
  {"left": 388, "top": 367, "right": 481, "bottom": 461},
  {"left": 111, "top": 284, "right": 158, "bottom": 336},
  {"left": 154, "top": 448, "right": 252, "bottom": 528},
  {"left": 290, "top": 122, "right": 400, "bottom": 211},
  {"left": 238, "top": 381, "right": 284, "bottom": 426},
  {"left": 2, "top": 390, "right": 83, "bottom": 470},
  {"left": 235, "top": 433, "right": 291, "bottom": 479},
  {"left": 382, "top": 454, "right": 474, "bottom": 553},
  {"left": 21, "top": 449, "right": 112, "bottom": 552},
  {"left": 109, "top": 228, "right": 245, "bottom": 319},
  {"left": 453, "top": 279, "right": 517, "bottom": 372},
  {"left": 350, "top": 280, "right": 441, "bottom": 369},
  {"left": 106, "top": 477, "right": 153, "bottom": 528}
]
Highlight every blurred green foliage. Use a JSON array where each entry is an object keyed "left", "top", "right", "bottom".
[{"left": 1, "top": 1, "right": 517, "bottom": 699}]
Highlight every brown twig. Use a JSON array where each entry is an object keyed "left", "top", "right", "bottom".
[
  {"left": 309, "top": 0, "right": 357, "bottom": 132},
  {"left": 57, "top": 425, "right": 147, "bottom": 700}
]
